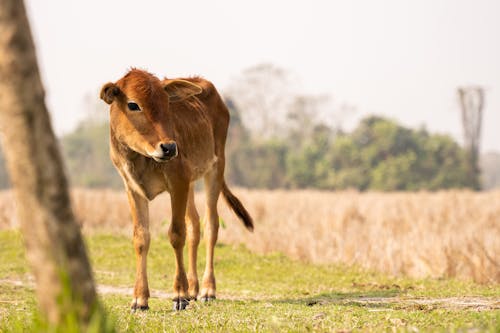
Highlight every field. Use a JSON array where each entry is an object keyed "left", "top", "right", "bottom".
[
  {"left": 0, "top": 189, "right": 499, "bottom": 331},
  {"left": 2, "top": 188, "right": 497, "bottom": 283}
]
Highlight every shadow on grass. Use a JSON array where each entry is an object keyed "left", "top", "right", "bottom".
[{"left": 274, "top": 289, "right": 402, "bottom": 309}]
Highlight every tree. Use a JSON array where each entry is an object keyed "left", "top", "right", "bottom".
[
  {"left": 0, "top": 0, "right": 106, "bottom": 328},
  {"left": 61, "top": 119, "right": 122, "bottom": 188},
  {"left": 458, "top": 87, "right": 484, "bottom": 190},
  {"left": 231, "top": 140, "right": 289, "bottom": 189},
  {"left": 224, "top": 97, "right": 251, "bottom": 186},
  {"left": 286, "top": 124, "right": 332, "bottom": 188},
  {"left": 326, "top": 134, "right": 370, "bottom": 190},
  {"left": 286, "top": 94, "right": 335, "bottom": 141},
  {"left": 226, "top": 63, "right": 295, "bottom": 139},
  {"left": 325, "top": 116, "right": 471, "bottom": 191}
]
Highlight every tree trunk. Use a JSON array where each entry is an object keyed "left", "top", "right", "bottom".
[
  {"left": 458, "top": 87, "right": 484, "bottom": 190},
  {"left": 0, "top": 0, "right": 99, "bottom": 325}
]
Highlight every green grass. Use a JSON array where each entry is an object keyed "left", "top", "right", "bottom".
[{"left": 0, "top": 230, "right": 498, "bottom": 332}]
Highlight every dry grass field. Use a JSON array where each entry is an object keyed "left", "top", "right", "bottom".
[{"left": 0, "top": 188, "right": 498, "bottom": 284}]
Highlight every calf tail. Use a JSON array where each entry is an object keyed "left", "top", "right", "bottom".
[{"left": 221, "top": 181, "right": 254, "bottom": 232}]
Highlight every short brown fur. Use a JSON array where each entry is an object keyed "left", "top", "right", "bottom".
[{"left": 100, "top": 69, "right": 253, "bottom": 310}]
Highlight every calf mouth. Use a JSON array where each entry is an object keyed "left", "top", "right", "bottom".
[
  {"left": 149, "top": 150, "right": 178, "bottom": 163},
  {"left": 152, "top": 155, "right": 174, "bottom": 162},
  {"left": 150, "top": 155, "right": 177, "bottom": 163}
]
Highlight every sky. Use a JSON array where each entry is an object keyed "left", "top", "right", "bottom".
[{"left": 24, "top": 0, "right": 500, "bottom": 151}]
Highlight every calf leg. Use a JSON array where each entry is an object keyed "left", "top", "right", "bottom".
[
  {"left": 127, "top": 190, "right": 151, "bottom": 311},
  {"left": 200, "top": 168, "right": 222, "bottom": 301},
  {"left": 168, "top": 182, "right": 190, "bottom": 310},
  {"left": 185, "top": 184, "right": 200, "bottom": 300}
]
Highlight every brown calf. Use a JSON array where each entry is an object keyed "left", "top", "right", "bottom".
[{"left": 100, "top": 69, "right": 253, "bottom": 311}]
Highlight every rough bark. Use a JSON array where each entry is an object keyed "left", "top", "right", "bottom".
[{"left": 0, "top": 0, "right": 98, "bottom": 324}]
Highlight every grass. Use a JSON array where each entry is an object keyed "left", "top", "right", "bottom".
[{"left": 0, "top": 230, "right": 499, "bottom": 332}]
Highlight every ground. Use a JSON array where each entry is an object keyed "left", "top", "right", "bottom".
[{"left": 0, "top": 230, "right": 498, "bottom": 332}]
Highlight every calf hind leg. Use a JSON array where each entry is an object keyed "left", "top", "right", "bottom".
[{"left": 200, "top": 168, "right": 222, "bottom": 301}]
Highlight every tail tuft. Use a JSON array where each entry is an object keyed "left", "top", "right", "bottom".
[{"left": 221, "top": 181, "right": 254, "bottom": 232}]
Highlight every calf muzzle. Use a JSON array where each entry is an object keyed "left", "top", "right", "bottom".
[{"left": 150, "top": 141, "right": 178, "bottom": 162}]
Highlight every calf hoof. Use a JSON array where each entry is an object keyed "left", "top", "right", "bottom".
[
  {"left": 131, "top": 301, "right": 149, "bottom": 312},
  {"left": 173, "top": 298, "right": 189, "bottom": 311},
  {"left": 200, "top": 295, "right": 216, "bottom": 303}
]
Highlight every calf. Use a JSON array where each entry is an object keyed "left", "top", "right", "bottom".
[{"left": 100, "top": 69, "right": 253, "bottom": 310}]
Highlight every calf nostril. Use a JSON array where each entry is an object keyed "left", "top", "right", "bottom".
[{"left": 160, "top": 142, "right": 177, "bottom": 156}]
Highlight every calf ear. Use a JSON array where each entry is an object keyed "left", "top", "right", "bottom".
[
  {"left": 100, "top": 82, "right": 120, "bottom": 104},
  {"left": 163, "top": 80, "right": 203, "bottom": 102}
]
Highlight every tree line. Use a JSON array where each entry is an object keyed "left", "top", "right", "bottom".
[
  {"left": 0, "top": 105, "right": 477, "bottom": 191},
  {"left": 225, "top": 106, "right": 475, "bottom": 190}
]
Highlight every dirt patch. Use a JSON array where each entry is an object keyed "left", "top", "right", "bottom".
[{"left": 353, "top": 296, "right": 499, "bottom": 311}]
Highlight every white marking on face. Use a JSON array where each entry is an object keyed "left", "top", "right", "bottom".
[{"left": 146, "top": 148, "right": 163, "bottom": 159}]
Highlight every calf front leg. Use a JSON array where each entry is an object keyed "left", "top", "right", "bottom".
[
  {"left": 169, "top": 182, "right": 190, "bottom": 310},
  {"left": 127, "top": 189, "right": 150, "bottom": 311}
]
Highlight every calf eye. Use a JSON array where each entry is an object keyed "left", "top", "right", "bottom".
[{"left": 127, "top": 102, "right": 141, "bottom": 111}]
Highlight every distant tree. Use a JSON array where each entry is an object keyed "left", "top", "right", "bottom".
[
  {"left": 224, "top": 97, "right": 251, "bottom": 186},
  {"left": 287, "top": 95, "right": 352, "bottom": 140},
  {"left": 226, "top": 63, "right": 295, "bottom": 138},
  {"left": 325, "top": 116, "right": 470, "bottom": 191},
  {"left": 458, "top": 87, "right": 485, "bottom": 190},
  {"left": 325, "top": 135, "right": 370, "bottom": 190},
  {"left": 370, "top": 152, "right": 418, "bottom": 190},
  {"left": 61, "top": 119, "right": 122, "bottom": 188},
  {"left": 351, "top": 116, "right": 418, "bottom": 166},
  {"left": 286, "top": 124, "right": 332, "bottom": 188},
  {"left": 421, "top": 134, "right": 470, "bottom": 190},
  {"left": 232, "top": 140, "right": 289, "bottom": 189}
]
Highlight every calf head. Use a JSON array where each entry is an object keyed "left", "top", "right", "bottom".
[{"left": 100, "top": 69, "right": 202, "bottom": 162}]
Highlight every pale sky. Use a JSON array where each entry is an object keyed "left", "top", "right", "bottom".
[{"left": 25, "top": 0, "right": 500, "bottom": 151}]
